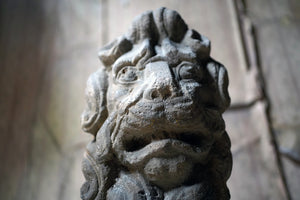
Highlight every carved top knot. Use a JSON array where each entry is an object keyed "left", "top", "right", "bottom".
[{"left": 98, "top": 7, "right": 211, "bottom": 67}]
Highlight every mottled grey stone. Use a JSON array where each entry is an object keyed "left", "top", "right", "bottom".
[{"left": 80, "top": 7, "right": 232, "bottom": 200}]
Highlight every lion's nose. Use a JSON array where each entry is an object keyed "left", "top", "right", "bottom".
[
  {"left": 143, "top": 61, "right": 178, "bottom": 100},
  {"left": 144, "top": 84, "right": 173, "bottom": 100}
]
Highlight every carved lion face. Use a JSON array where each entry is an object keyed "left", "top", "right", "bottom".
[{"left": 81, "top": 7, "right": 232, "bottom": 200}]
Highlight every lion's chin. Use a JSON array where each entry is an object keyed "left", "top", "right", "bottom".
[{"left": 143, "top": 155, "right": 193, "bottom": 190}]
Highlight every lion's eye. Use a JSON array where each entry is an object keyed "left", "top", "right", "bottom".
[
  {"left": 116, "top": 66, "right": 138, "bottom": 83},
  {"left": 179, "top": 64, "right": 202, "bottom": 80}
]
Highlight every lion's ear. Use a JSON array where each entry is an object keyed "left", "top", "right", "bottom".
[
  {"left": 81, "top": 68, "right": 108, "bottom": 136},
  {"left": 207, "top": 61, "right": 231, "bottom": 113},
  {"left": 98, "top": 37, "right": 132, "bottom": 68}
]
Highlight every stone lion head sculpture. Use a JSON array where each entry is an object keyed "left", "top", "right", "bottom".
[{"left": 80, "top": 7, "right": 232, "bottom": 200}]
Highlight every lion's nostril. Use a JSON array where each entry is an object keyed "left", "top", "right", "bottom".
[
  {"left": 150, "top": 90, "right": 160, "bottom": 99},
  {"left": 144, "top": 85, "right": 174, "bottom": 100}
]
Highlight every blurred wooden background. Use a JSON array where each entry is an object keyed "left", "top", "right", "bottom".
[{"left": 0, "top": 0, "right": 299, "bottom": 199}]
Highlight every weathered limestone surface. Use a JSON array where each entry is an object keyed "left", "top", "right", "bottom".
[
  {"left": 81, "top": 8, "right": 232, "bottom": 200},
  {"left": 107, "top": 0, "right": 261, "bottom": 106}
]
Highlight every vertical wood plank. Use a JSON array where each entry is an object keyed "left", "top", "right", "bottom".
[
  {"left": 0, "top": 0, "right": 101, "bottom": 199},
  {"left": 246, "top": 0, "right": 300, "bottom": 198},
  {"left": 0, "top": 1, "right": 53, "bottom": 198},
  {"left": 225, "top": 103, "right": 288, "bottom": 200}
]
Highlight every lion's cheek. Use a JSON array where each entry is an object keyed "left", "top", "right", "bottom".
[{"left": 106, "top": 86, "right": 129, "bottom": 112}]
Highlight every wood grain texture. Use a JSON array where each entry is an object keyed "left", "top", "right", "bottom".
[
  {"left": 0, "top": 1, "right": 52, "bottom": 198},
  {"left": 0, "top": 0, "right": 99, "bottom": 199},
  {"left": 247, "top": 0, "right": 300, "bottom": 151},
  {"left": 224, "top": 103, "right": 288, "bottom": 200},
  {"left": 246, "top": 0, "right": 300, "bottom": 198}
]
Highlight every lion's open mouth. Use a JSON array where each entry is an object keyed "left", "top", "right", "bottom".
[
  {"left": 123, "top": 131, "right": 207, "bottom": 152},
  {"left": 116, "top": 131, "right": 213, "bottom": 167}
]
